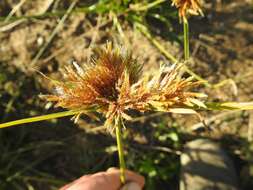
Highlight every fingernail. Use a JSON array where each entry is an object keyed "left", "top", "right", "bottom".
[
  {"left": 107, "top": 167, "right": 118, "bottom": 172},
  {"left": 120, "top": 182, "right": 141, "bottom": 190}
]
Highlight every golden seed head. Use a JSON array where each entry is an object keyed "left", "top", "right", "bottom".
[
  {"left": 42, "top": 42, "right": 142, "bottom": 110},
  {"left": 42, "top": 43, "right": 206, "bottom": 131},
  {"left": 172, "top": 0, "right": 203, "bottom": 22}
]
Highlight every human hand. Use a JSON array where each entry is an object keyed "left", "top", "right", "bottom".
[{"left": 60, "top": 168, "right": 145, "bottom": 190}]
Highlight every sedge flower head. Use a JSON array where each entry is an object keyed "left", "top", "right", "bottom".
[
  {"left": 42, "top": 43, "right": 206, "bottom": 132},
  {"left": 172, "top": 0, "right": 203, "bottom": 22}
]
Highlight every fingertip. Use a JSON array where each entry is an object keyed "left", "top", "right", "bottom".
[
  {"left": 106, "top": 167, "right": 118, "bottom": 173},
  {"left": 104, "top": 168, "right": 145, "bottom": 189},
  {"left": 121, "top": 182, "right": 142, "bottom": 190},
  {"left": 125, "top": 170, "right": 145, "bottom": 188},
  {"left": 59, "top": 175, "right": 92, "bottom": 190}
]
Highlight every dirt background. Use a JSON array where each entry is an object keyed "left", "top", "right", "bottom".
[{"left": 0, "top": 0, "right": 253, "bottom": 190}]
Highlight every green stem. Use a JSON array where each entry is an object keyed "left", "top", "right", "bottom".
[
  {"left": 137, "top": 23, "right": 177, "bottom": 63},
  {"left": 183, "top": 21, "right": 189, "bottom": 60},
  {"left": 115, "top": 117, "right": 126, "bottom": 184},
  {"left": 137, "top": 23, "right": 210, "bottom": 86},
  {"left": 30, "top": 0, "right": 78, "bottom": 67},
  {"left": 205, "top": 102, "right": 253, "bottom": 111},
  {"left": 0, "top": 110, "right": 81, "bottom": 129},
  {"left": 131, "top": 0, "right": 166, "bottom": 11}
]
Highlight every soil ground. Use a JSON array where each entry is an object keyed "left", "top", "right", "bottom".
[{"left": 0, "top": 0, "right": 252, "bottom": 190}]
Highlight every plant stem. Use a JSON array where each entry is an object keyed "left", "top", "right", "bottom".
[
  {"left": 183, "top": 21, "right": 189, "bottom": 60},
  {"left": 30, "top": 0, "right": 78, "bottom": 67},
  {"left": 136, "top": 23, "right": 177, "bottom": 63},
  {"left": 115, "top": 117, "right": 126, "bottom": 184},
  {"left": 130, "top": 0, "right": 166, "bottom": 11},
  {"left": 136, "top": 23, "right": 210, "bottom": 86},
  {"left": 0, "top": 110, "right": 81, "bottom": 129},
  {"left": 205, "top": 102, "right": 253, "bottom": 111}
]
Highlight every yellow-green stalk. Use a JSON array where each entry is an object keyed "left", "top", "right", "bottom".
[
  {"left": 183, "top": 21, "right": 190, "bottom": 60},
  {"left": 115, "top": 116, "right": 126, "bottom": 184}
]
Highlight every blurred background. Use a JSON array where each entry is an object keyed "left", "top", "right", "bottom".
[{"left": 0, "top": 0, "right": 253, "bottom": 189}]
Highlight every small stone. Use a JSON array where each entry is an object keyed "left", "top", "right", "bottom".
[{"left": 180, "top": 139, "right": 239, "bottom": 190}]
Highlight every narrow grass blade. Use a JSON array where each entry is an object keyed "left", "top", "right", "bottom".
[
  {"left": 221, "top": 102, "right": 253, "bottom": 110},
  {"left": 205, "top": 102, "right": 253, "bottom": 111},
  {"left": 30, "top": 0, "right": 78, "bottom": 67},
  {"left": 136, "top": 23, "right": 210, "bottom": 86},
  {"left": 4, "top": 0, "right": 27, "bottom": 23},
  {"left": 183, "top": 21, "right": 189, "bottom": 60},
  {"left": 0, "top": 110, "right": 81, "bottom": 129},
  {"left": 130, "top": 0, "right": 166, "bottom": 11}
]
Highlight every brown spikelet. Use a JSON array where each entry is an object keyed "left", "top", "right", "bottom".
[
  {"left": 118, "top": 64, "right": 207, "bottom": 114},
  {"left": 42, "top": 43, "right": 141, "bottom": 109},
  {"left": 42, "top": 43, "right": 206, "bottom": 132},
  {"left": 172, "top": 0, "right": 203, "bottom": 22}
]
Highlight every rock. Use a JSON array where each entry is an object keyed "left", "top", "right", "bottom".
[{"left": 180, "top": 139, "right": 239, "bottom": 190}]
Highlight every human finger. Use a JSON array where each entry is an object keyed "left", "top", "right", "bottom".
[
  {"left": 120, "top": 182, "right": 142, "bottom": 190},
  {"left": 59, "top": 175, "right": 91, "bottom": 190},
  {"left": 106, "top": 168, "right": 145, "bottom": 188}
]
